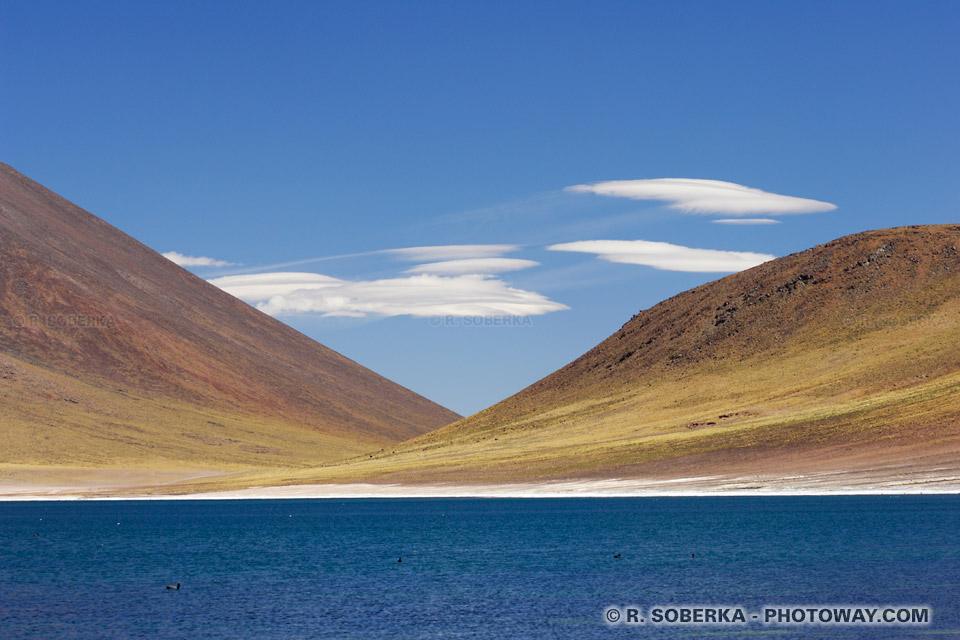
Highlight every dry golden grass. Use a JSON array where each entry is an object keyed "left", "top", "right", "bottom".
[{"left": 0, "top": 352, "right": 377, "bottom": 470}]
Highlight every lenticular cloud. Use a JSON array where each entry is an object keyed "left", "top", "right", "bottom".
[
  {"left": 548, "top": 239, "right": 775, "bottom": 273},
  {"left": 162, "top": 251, "right": 235, "bottom": 267},
  {"left": 404, "top": 258, "right": 538, "bottom": 275},
  {"left": 209, "top": 272, "right": 568, "bottom": 318},
  {"left": 566, "top": 179, "right": 836, "bottom": 216}
]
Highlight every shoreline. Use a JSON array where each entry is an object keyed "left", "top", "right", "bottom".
[{"left": 2, "top": 473, "right": 958, "bottom": 501}]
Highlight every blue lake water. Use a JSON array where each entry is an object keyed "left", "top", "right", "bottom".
[{"left": 1, "top": 496, "right": 957, "bottom": 639}]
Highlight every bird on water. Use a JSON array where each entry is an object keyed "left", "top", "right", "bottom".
[{"left": 166, "top": 583, "right": 181, "bottom": 590}]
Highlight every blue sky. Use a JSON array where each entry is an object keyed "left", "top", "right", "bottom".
[{"left": 3, "top": 1, "right": 958, "bottom": 415}]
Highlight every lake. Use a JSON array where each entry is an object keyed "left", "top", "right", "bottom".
[{"left": 1, "top": 496, "right": 957, "bottom": 638}]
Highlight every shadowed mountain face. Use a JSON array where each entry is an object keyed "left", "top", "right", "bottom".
[
  {"left": 263, "top": 225, "right": 960, "bottom": 487},
  {"left": 0, "top": 163, "right": 458, "bottom": 469}
]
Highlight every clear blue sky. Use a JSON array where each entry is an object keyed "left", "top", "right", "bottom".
[{"left": 3, "top": 1, "right": 958, "bottom": 415}]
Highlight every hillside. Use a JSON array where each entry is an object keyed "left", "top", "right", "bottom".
[
  {"left": 0, "top": 163, "right": 458, "bottom": 477},
  {"left": 215, "top": 225, "right": 960, "bottom": 491}
]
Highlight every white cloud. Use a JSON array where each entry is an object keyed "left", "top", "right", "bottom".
[
  {"left": 163, "top": 251, "right": 235, "bottom": 267},
  {"left": 711, "top": 218, "right": 781, "bottom": 225},
  {"left": 386, "top": 244, "right": 519, "bottom": 261},
  {"left": 208, "top": 272, "right": 568, "bottom": 318},
  {"left": 404, "top": 258, "right": 539, "bottom": 275},
  {"left": 548, "top": 240, "right": 775, "bottom": 273},
  {"left": 566, "top": 179, "right": 836, "bottom": 215},
  {"left": 206, "top": 272, "right": 341, "bottom": 299}
]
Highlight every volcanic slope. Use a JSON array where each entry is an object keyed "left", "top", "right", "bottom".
[{"left": 0, "top": 163, "right": 459, "bottom": 475}]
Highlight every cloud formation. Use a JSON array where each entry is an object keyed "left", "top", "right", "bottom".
[
  {"left": 548, "top": 240, "right": 775, "bottom": 273},
  {"left": 566, "top": 179, "right": 836, "bottom": 215},
  {"left": 386, "top": 244, "right": 519, "bottom": 261},
  {"left": 163, "top": 251, "right": 235, "bottom": 267},
  {"left": 208, "top": 272, "right": 341, "bottom": 299},
  {"left": 711, "top": 218, "right": 781, "bottom": 225},
  {"left": 209, "top": 272, "right": 567, "bottom": 318},
  {"left": 404, "top": 258, "right": 539, "bottom": 275}
]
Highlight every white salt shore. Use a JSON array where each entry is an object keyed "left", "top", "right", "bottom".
[{"left": 2, "top": 467, "right": 959, "bottom": 501}]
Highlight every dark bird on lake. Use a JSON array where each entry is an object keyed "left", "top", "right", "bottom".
[
  {"left": 613, "top": 554, "right": 622, "bottom": 558},
  {"left": 398, "top": 557, "right": 403, "bottom": 563},
  {"left": 166, "top": 583, "right": 180, "bottom": 590}
]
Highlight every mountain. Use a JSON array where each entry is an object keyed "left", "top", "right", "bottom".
[
  {"left": 0, "top": 163, "right": 459, "bottom": 474},
  {"left": 251, "top": 225, "right": 960, "bottom": 490}
]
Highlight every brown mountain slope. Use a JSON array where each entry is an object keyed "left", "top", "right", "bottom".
[
  {"left": 0, "top": 163, "right": 458, "bottom": 472},
  {"left": 469, "top": 224, "right": 960, "bottom": 425},
  {"left": 223, "top": 224, "right": 960, "bottom": 490}
]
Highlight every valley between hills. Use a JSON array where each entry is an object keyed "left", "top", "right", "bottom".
[{"left": 2, "top": 164, "right": 959, "bottom": 497}]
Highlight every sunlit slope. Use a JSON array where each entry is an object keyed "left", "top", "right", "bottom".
[
  {"left": 0, "top": 163, "right": 459, "bottom": 469},
  {"left": 206, "top": 225, "right": 960, "bottom": 487}
]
